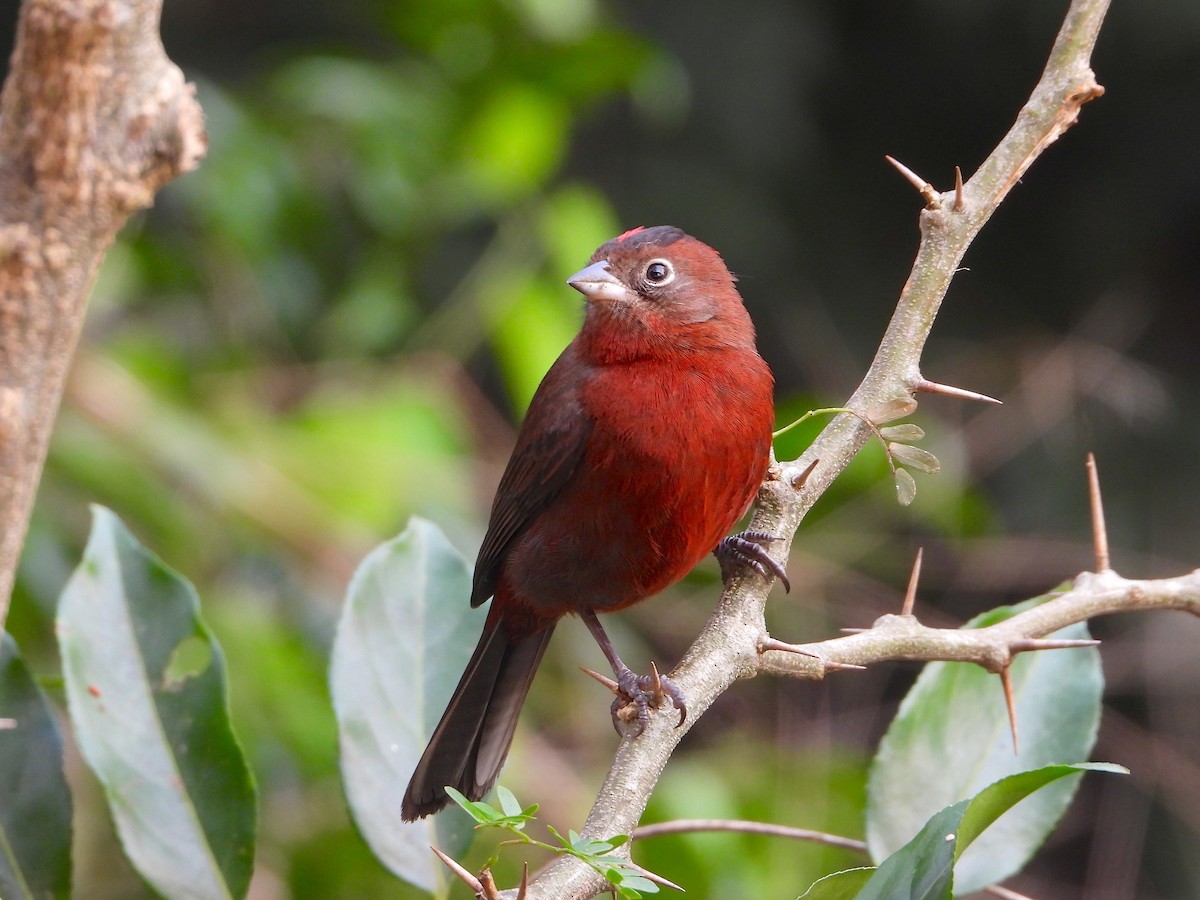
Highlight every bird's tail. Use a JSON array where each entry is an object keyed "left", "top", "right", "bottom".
[{"left": 402, "top": 616, "right": 554, "bottom": 820}]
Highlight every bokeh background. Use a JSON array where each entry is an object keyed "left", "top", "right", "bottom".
[{"left": 4, "top": 0, "right": 1199, "bottom": 897}]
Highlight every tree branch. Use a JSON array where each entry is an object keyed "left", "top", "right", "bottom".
[
  {"left": 511, "top": 0, "right": 1116, "bottom": 896},
  {"left": 0, "top": 0, "right": 205, "bottom": 624},
  {"left": 759, "top": 570, "right": 1200, "bottom": 680}
]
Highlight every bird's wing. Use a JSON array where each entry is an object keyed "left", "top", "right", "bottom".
[{"left": 470, "top": 352, "right": 593, "bottom": 607}]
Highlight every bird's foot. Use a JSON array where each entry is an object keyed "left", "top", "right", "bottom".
[
  {"left": 611, "top": 662, "right": 686, "bottom": 738},
  {"left": 715, "top": 531, "right": 790, "bottom": 592}
]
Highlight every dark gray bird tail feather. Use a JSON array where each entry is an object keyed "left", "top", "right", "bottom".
[{"left": 402, "top": 619, "right": 554, "bottom": 820}]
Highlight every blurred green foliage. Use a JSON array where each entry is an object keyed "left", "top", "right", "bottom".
[
  {"left": 2, "top": 0, "right": 1198, "bottom": 896},
  {"left": 640, "top": 747, "right": 868, "bottom": 897}
]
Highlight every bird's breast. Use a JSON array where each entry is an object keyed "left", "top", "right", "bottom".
[{"left": 500, "top": 350, "right": 774, "bottom": 617}]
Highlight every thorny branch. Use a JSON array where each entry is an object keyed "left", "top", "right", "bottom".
[
  {"left": 759, "top": 569, "right": 1200, "bottom": 681},
  {"left": 467, "top": 1, "right": 1135, "bottom": 897}
]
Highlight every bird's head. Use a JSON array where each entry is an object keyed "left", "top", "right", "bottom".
[{"left": 567, "top": 226, "right": 755, "bottom": 358}]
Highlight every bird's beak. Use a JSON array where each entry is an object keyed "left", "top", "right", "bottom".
[{"left": 567, "top": 261, "right": 626, "bottom": 304}]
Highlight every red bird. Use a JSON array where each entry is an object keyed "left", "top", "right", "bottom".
[{"left": 402, "top": 226, "right": 785, "bottom": 820}]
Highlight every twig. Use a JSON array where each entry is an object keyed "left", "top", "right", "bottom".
[
  {"left": 633, "top": 818, "right": 867, "bottom": 853},
  {"left": 480, "top": 870, "right": 503, "bottom": 900}
]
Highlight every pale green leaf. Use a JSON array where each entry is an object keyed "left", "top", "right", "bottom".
[
  {"left": 865, "top": 398, "right": 918, "bottom": 424},
  {"left": 888, "top": 443, "right": 940, "bottom": 475},
  {"left": 878, "top": 424, "right": 925, "bottom": 442},
  {"left": 331, "top": 518, "right": 481, "bottom": 894},
  {"left": 58, "top": 507, "right": 256, "bottom": 900},
  {"left": 894, "top": 468, "right": 917, "bottom": 506}
]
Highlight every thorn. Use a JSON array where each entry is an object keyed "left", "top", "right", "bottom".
[
  {"left": 884, "top": 154, "right": 941, "bottom": 208},
  {"left": 901, "top": 546, "right": 923, "bottom": 617},
  {"left": 623, "top": 860, "right": 686, "bottom": 893},
  {"left": 761, "top": 636, "right": 819, "bottom": 658},
  {"left": 580, "top": 666, "right": 620, "bottom": 695},
  {"left": 791, "top": 457, "right": 820, "bottom": 490},
  {"left": 839, "top": 627, "right": 868, "bottom": 634},
  {"left": 999, "top": 667, "right": 1020, "bottom": 753},
  {"left": 1086, "top": 453, "right": 1111, "bottom": 572},
  {"left": 516, "top": 863, "right": 528, "bottom": 900},
  {"left": 825, "top": 660, "right": 868, "bottom": 671},
  {"left": 431, "top": 846, "right": 485, "bottom": 894},
  {"left": 914, "top": 378, "right": 1002, "bottom": 405},
  {"left": 1009, "top": 637, "right": 1101, "bottom": 653},
  {"left": 760, "top": 637, "right": 865, "bottom": 670},
  {"left": 953, "top": 166, "right": 965, "bottom": 211},
  {"left": 649, "top": 660, "right": 663, "bottom": 698}
]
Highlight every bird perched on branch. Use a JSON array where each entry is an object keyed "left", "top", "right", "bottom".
[{"left": 402, "top": 225, "right": 786, "bottom": 820}]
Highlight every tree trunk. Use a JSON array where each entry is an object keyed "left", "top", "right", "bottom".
[{"left": 0, "top": 0, "right": 205, "bottom": 624}]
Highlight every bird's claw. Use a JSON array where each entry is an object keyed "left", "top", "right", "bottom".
[
  {"left": 610, "top": 663, "right": 686, "bottom": 737},
  {"left": 715, "top": 531, "right": 791, "bottom": 592}
]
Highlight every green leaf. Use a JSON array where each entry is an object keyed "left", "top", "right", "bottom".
[
  {"left": 893, "top": 468, "right": 917, "bottom": 506},
  {"left": 444, "top": 787, "right": 534, "bottom": 832},
  {"left": 797, "top": 867, "right": 875, "bottom": 899},
  {"left": 574, "top": 838, "right": 616, "bottom": 856},
  {"left": 878, "top": 424, "right": 925, "bottom": 442},
  {"left": 617, "top": 874, "right": 659, "bottom": 892},
  {"left": 852, "top": 763, "right": 1125, "bottom": 899},
  {"left": 888, "top": 443, "right": 940, "bottom": 475},
  {"left": 57, "top": 507, "right": 256, "bottom": 900},
  {"left": 330, "top": 518, "right": 482, "bottom": 893},
  {"left": 0, "top": 633, "right": 72, "bottom": 900},
  {"left": 866, "top": 595, "right": 1104, "bottom": 894},
  {"left": 445, "top": 787, "right": 503, "bottom": 825},
  {"left": 857, "top": 800, "right": 967, "bottom": 900},
  {"left": 954, "top": 762, "right": 1127, "bottom": 858},
  {"left": 865, "top": 398, "right": 917, "bottom": 424},
  {"left": 496, "top": 785, "right": 523, "bottom": 818}
]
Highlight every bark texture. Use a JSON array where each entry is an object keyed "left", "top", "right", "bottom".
[{"left": 0, "top": 0, "right": 205, "bottom": 621}]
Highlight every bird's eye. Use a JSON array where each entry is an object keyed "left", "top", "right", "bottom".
[{"left": 644, "top": 260, "right": 674, "bottom": 285}]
